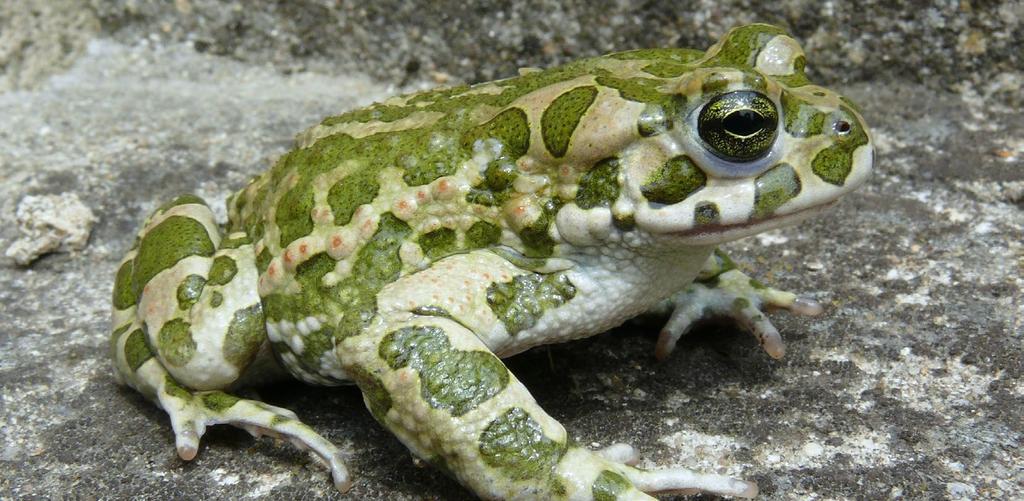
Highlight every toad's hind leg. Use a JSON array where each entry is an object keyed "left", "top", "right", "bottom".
[
  {"left": 109, "top": 195, "right": 350, "bottom": 490},
  {"left": 340, "top": 310, "right": 756, "bottom": 499}
]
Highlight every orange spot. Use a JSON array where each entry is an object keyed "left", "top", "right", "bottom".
[
  {"left": 299, "top": 243, "right": 308, "bottom": 254},
  {"left": 417, "top": 190, "right": 429, "bottom": 201},
  {"left": 513, "top": 206, "right": 526, "bottom": 216},
  {"left": 283, "top": 250, "right": 293, "bottom": 264},
  {"left": 268, "top": 263, "right": 277, "bottom": 277},
  {"left": 437, "top": 180, "right": 451, "bottom": 192},
  {"left": 332, "top": 236, "right": 343, "bottom": 248}
]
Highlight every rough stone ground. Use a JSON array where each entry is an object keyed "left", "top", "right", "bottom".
[{"left": 1, "top": 1, "right": 1021, "bottom": 500}]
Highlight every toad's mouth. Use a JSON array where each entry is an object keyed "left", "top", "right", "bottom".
[{"left": 670, "top": 201, "right": 837, "bottom": 245}]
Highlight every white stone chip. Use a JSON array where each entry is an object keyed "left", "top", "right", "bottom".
[{"left": 5, "top": 193, "right": 97, "bottom": 265}]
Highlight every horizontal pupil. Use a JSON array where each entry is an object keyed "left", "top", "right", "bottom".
[{"left": 722, "top": 110, "right": 765, "bottom": 137}]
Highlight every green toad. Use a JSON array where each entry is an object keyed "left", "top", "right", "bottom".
[{"left": 110, "top": 24, "right": 872, "bottom": 499}]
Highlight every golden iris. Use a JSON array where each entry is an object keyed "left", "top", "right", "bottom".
[{"left": 698, "top": 91, "right": 778, "bottom": 162}]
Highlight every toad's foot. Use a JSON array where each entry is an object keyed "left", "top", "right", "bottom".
[
  {"left": 623, "top": 465, "right": 758, "bottom": 499},
  {"left": 655, "top": 268, "right": 823, "bottom": 361},
  {"left": 156, "top": 376, "right": 351, "bottom": 492},
  {"left": 595, "top": 443, "right": 757, "bottom": 498}
]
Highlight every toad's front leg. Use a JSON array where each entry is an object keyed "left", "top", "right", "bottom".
[
  {"left": 654, "top": 249, "right": 824, "bottom": 361},
  {"left": 337, "top": 251, "right": 757, "bottom": 500}
]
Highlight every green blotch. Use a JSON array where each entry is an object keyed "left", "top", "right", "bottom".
[
  {"left": 642, "top": 60, "right": 690, "bottom": 78},
  {"left": 694, "top": 202, "right": 720, "bottom": 225},
  {"left": 608, "top": 47, "right": 704, "bottom": 63},
  {"left": 158, "top": 319, "right": 196, "bottom": 367},
  {"left": 275, "top": 184, "right": 315, "bottom": 248},
  {"left": 733, "top": 297, "right": 752, "bottom": 310},
  {"left": 301, "top": 326, "right": 337, "bottom": 369},
  {"left": 466, "top": 189, "right": 497, "bottom": 207},
  {"left": 463, "top": 108, "right": 531, "bottom": 159},
  {"left": 379, "top": 325, "right": 509, "bottom": 416},
  {"left": 207, "top": 255, "right": 237, "bottom": 286},
  {"left": 484, "top": 160, "right": 517, "bottom": 191},
  {"left": 479, "top": 407, "right": 567, "bottom": 483},
  {"left": 163, "top": 375, "right": 191, "bottom": 400},
  {"left": 411, "top": 305, "right": 452, "bottom": 319},
  {"left": 401, "top": 133, "right": 462, "bottom": 187},
  {"left": 132, "top": 216, "right": 215, "bottom": 298},
  {"left": 223, "top": 303, "right": 266, "bottom": 368},
  {"left": 466, "top": 221, "right": 502, "bottom": 249},
  {"left": 209, "top": 291, "right": 223, "bottom": 307},
  {"left": 328, "top": 171, "right": 381, "bottom": 226},
  {"left": 594, "top": 70, "right": 685, "bottom": 117},
  {"left": 781, "top": 91, "right": 826, "bottom": 137},
  {"left": 487, "top": 272, "right": 576, "bottom": 335},
  {"left": 418, "top": 227, "right": 457, "bottom": 260},
  {"left": 156, "top": 194, "right": 206, "bottom": 213},
  {"left": 754, "top": 163, "right": 802, "bottom": 217},
  {"left": 176, "top": 274, "right": 206, "bottom": 310},
  {"left": 518, "top": 200, "right": 560, "bottom": 258},
  {"left": 201, "top": 392, "right": 240, "bottom": 412},
  {"left": 704, "top": 24, "right": 787, "bottom": 68},
  {"left": 110, "top": 323, "right": 130, "bottom": 359},
  {"left": 337, "top": 213, "right": 411, "bottom": 334},
  {"left": 219, "top": 234, "right": 251, "bottom": 249},
  {"left": 112, "top": 259, "right": 136, "bottom": 310},
  {"left": 263, "top": 252, "right": 333, "bottom": 322},
  {"left": 320, "top": 102, "right": 418, "bottom": 126},
  {"left": 593, "top": 470, "right": 632, "bottom": 501},
  {"left": 124, "top": 328, "right": 153, "bottom": 371},
  {"left": 468, "top": 161, "right": 519, "bottom": 208},
  {"left": 698, "top": 248, "right": 737, "bottom": 283},
  {"left": 576, "top": 157, "right": 620, "bottom": 209},
  {"left": 541, "top": 86, "right": 598, "bottom": 158},
  {"left": 640, "top": 155, "right": 706, "bottom": 205},
  {"left": 714, "top": 248, "right": 737, "bottom": 272},
  {"left": 749, "top": 278, "right": 767, "bottom": 290},
  {"left": 612, "top": 212, "right": 635, "bottom": 231},
  {"left": 812, "top": 106, "right": 869, "bottom": 186},
  {"left": 348, "top": 365, "right": 392, "bottom": 422}
]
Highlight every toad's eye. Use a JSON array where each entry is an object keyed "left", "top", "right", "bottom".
[{"left": 698, "top": 91, "right": 778, "bottom": 163}]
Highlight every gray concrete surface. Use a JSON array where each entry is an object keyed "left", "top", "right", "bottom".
[{"left": 1, "top": 1, "right": 1021, "bottom": 499}]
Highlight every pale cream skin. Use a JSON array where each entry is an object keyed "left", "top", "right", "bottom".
[{"left": 110, "top": 24, "right": 872, "bottom": 500}]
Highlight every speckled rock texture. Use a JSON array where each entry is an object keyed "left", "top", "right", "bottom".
[{"left": 1, "top": 1, "right": 1021, "bottom": 499}]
